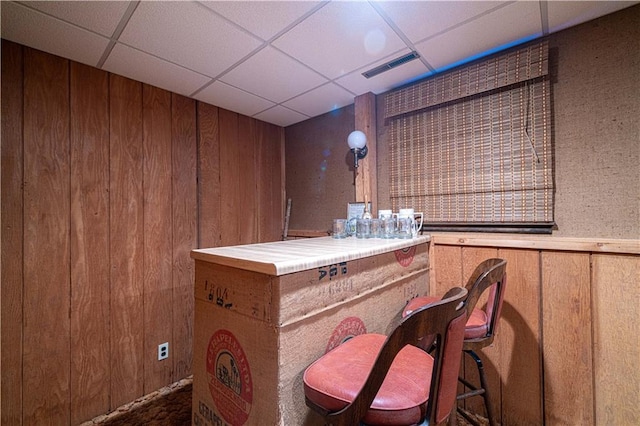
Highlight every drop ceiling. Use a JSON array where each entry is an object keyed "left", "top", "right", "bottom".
[{"left": 2, "top": 1, "right": 637, "bottom": 127}]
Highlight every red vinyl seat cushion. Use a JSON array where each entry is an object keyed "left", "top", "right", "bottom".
[
  {"left": 303, "top": 333, "right": 434, "bottom": 425},
  {"left": 404, "top": 296, "right": 488, "bottom": 340}
]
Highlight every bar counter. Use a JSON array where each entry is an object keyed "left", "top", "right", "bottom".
[
  {"left": 191, "top": 236, "right": 430, "bottom": 426},
  {"left": 191, "top": 235, "right": 431, "bottom": 275}
]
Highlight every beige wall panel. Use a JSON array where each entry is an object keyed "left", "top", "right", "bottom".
[
  {"left": 541, "top": 251, "right": 593, "bottom": 425},
  {"left": 591, "top": 254, "right": 640, "bottom": 424},
  {"left": 69, "top": 61, "right": 111, "bottom": 423},
  {"left": 550, "top": 6, "right": 640, "bottom": 238}
]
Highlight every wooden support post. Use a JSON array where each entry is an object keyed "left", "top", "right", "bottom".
[{"left": 354, "top": 92, "right": 377, "bottom": 212}]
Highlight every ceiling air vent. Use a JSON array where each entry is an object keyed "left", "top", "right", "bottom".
[{"left": 362, "top": 51, "right": 420, "bottom": 79}]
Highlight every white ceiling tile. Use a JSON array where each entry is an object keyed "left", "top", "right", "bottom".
[
  {"left": 2, "top": 0, "right": 633, "bottom": 127},
  {"left": 102, "top": 44, "right": 212, "bottom": 97},
  {"left": 1, "top": 1, "right": 110, "bottom": 67},
  {"left": 194, "top": 81, "right": 276, "bottom": 117},
  {"left": 119, "top": 1, "right": 262, "bottom": 77},
  {"left": 220, "top": 46, "right": 327, "bottom": 103},
  {"left": 200, "top": 0, "right": 323, "bottom": 40},
  {"left": 415, "top": 1, "right": 542, "bottom": 72},
  {"left": 336, "top": 49, "right": 432, "bottom": 95},
  {"left": 253, "top": 105, "right": 309, "bottom": 128},
  {"left": 547, "top": 1, "right": 637, "bottom": 33},
  {"left": 283, "top": 83, "right": 355, "bottom": 118},
  {"left": 273, "top": 1, "right": 406, "bottom": 79},
  {"left": 374, "top": 1, "right": 506, "bottom": 44},
  {"left": 19, "top": 0, "right": 131, "bottom": 37}
]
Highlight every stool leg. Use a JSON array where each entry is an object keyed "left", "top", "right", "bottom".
[
  {"left": 448, "top": 399, "right": 458, "bottom": 426},
  {"left": 467, "top": 350, "right": 496, "bottom": 426}
]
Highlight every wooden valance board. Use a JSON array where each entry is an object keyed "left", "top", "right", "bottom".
[{"left": 384, "top": 41, "right": 549, "bottom": 119}]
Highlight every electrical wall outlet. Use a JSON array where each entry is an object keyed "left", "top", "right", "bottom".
[{"left": 158, "top": 342, "right": 169, "bottom": 361}]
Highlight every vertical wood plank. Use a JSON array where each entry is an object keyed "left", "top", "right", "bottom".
[
  {"left": 1, "top": 39, "right": 24, "bottom": 426},
  {"left": 219, "top": 109, "right": 240, "bottom": 245},
  {"left": 69, "top": 61, "right": 110, "bottom": 423},
  {"left": 354, "top": 92, "right": 377, "bottom": 210},
  {"left": 432, "top": 244, "right": 463, "bottom": 296},
  {"left": 197, "top": 102, "right": 221, "bottom": 248},
  {"left": 1, "top": 46, "right": 289, "bottom": 424},
  {"left": 427, "top": 239, "right": 436, "bottom": 295},
  {"left": 142, "top": 85, "right": 173, "bottom": 393},
  {"left": 432, "top": 244, "right": 463, "bottom": 420},
  {"left": 109, "top": 74, "right": 144, "bottom": 409},
  {"left": 592, "top": 254, "right": 640, "bottom": 424},
  {"left": 22, "top": 47, "right": 71, "bottom": 424},
  {"left": 238, "top": 115, "right": 257, "bottom": 244},
  {"left": 460, "top": 247, "right": 500, "bottom": 420},
  {"left": 172, "top": 93, "right": 197, "bottom": 379},
  {"left": 541, "top": 251, "right": 593, "bottom": 425},
  {"left": 257, "top": 121, "right": 285, "bottom": 242},
  {"left": 276, "top": 124, "right": 286, "bottom": 242},
  {"left": 497, "top": 249, "right": 543, "bottom": 425}
]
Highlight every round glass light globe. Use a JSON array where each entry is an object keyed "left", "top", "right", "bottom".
[{"left": 347, "top": 130, "right": 367, "bottom": 149}]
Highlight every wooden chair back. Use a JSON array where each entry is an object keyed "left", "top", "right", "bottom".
[
  {"left": 463, "top": 258, "right": 508, "bottom": 349},
  {"left": 306, "top": 286, "right": 468, "bottom": 425}
]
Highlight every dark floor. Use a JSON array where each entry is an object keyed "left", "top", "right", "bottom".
[
  {"left": 456, "top": 408, "right": 490, "bottom": 426},
  {"left": 80, "top": 377, "right": 489, "bottom": 426}
]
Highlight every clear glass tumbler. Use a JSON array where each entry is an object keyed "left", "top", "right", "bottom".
[{"left": 356, "top": 218, "right": 371, "bottom": 239}]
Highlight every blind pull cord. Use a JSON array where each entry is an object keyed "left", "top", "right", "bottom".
[{"left": 525, "top": 81, "right": 541, "bottom": 163}]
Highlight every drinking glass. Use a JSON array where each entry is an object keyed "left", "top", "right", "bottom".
[
  {"left": 381, "top": 216, "right": 396, "bottom": 239},
  {"left": 332, "top": 219, "right": 348, "bottom": 239},
  {"left": 396, "top": 217, "right": 413, "bottom": 239},
  {"left": 356, "top": 218, "right": 371, "bottom": 239},
  {"left": 370, "top": 218, "right": 382, "bottom": 238}
]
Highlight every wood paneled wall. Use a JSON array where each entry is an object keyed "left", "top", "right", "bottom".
[
  {"left": 429, "top": 234, "right": 639, "bottom": 425},
  {"left": 284, "top": 104, "right": 355, "bottom": 232},
  {"left": 1, "top": 40, "right": 284, "bottom": 425}
]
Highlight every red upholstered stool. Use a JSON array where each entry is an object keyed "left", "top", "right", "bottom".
[
  {"left": 304, "top": 334, "right": 433, "bottom": 425},
  {"left": 403, "top": 259, "right": 507, "bottom": 426},
  {"left": 303, "top": 287, "right": 468, "bottom": 426},
  {"left": 405, "top": 294, "right": 490, "bottom": 340}
]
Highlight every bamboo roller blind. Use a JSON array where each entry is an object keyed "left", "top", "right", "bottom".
[{"left": 385, "top": 40, "right": 553, "bottom": 225}]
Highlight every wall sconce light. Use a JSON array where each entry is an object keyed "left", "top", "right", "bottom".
[{"left": 347, "top": 130, "right": 368, "bottom": 169}]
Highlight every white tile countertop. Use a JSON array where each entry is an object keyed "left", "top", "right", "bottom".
[{"left": 191, "top": 235, "right": 430, "bottom": 276}]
